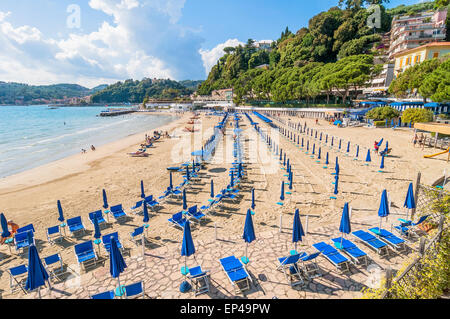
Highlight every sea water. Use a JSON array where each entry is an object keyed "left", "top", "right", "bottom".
[{"left": 0, "top": 105, "right": 177, "bottom": 178}]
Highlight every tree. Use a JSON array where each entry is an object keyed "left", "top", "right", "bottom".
[
  {"left": 419, "top": 59, "right": 450, "bottom": 102},
  {"left": 401, "top": 108, "right": 434, "bottom": 124},
  {"left": 366, "top": 106, "right": 400, "bottom": 120}
]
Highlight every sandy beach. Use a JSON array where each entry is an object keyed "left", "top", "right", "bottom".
[{"left": 0, "top": 111, "right": 447, "bottom": 299}]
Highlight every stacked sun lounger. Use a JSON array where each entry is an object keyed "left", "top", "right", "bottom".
[{"left": 220, "top": 256, "right": 251, "bottom": 294}]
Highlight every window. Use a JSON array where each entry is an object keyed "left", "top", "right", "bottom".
[
  {"left": 406, "top": 57, "right": 411, "bottom": 65},
  {"left": 399, "top": 58, "right": 403, "bottom": 68},
  {"left": 414, "top": 55, "right": 420, "bottom": 63},
  {"left": 433, "top": 52, "right": 439, "bottom": 58}
]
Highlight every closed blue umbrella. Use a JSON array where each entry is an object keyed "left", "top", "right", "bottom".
[
  {"left": 320, "top": 133, "right": 323, "bottom": 141},
  {"left": 315, "top": 131, "right": 317, "bottom": 139},
  {"left": 186, "top": 166, "right": 190, "bottom": 180},
  {"left": 286, "top": 158, "right": 290, "bottom": 171},
  {"left": 306, "top": 140, "right": 309, "bottom": 151},
  {"left": 338, "top": 202, "right": 351, "bottom": 248},
  {"left": 169, "top": 172, "right": 173, "bottom": 190},
  {"left": 312, "top": 144, "right": 315, "bottom": 155},
  {"left": 404, "top": 183, "right": 415, "bottom": 209},
  {"left": 243, "top": 209, "right": 256, "bottom": 261},
  {"left": 409, "top": 121, "right": 412, "bottom": 128},
  {"left": 110, "top": 237, "right": 127, "bottom": 295},
  {"left": 182, "top": 189, "right": 187, "bottom": 211},
  {"left": 210, "top": 180, "right": 214, "bottom": 198},
  {"left": 181, "top": 220, "right": 195, "bottom": 280},
  {"left": 1, "top": 213, "right": 11, "bottom": 238},
  {"left": 25, "top": 244, "right": 50, "bottom": 298},
  {"left": 292, "top": 208, "right": 305, "bottom": 252},
  {"left": 102, "top": 189, "right": 109, "bottom": 209},
  {"left": 366, "top": 149, "right": 371, "bottom": 162},
  {"left": 346, "top": 141, "right": 350, "bottom": 153},
  {"left": 334, "top": 175, "right": 339, "bottom": 195},
  {"left": 391, "top": 119, "right": 394, "bottom": 127},
  {"left": 377, "top": 138, "right": 384, "bottom": 147},
  {"left": 301, "top": 138, "right": 304, "bottom": 147},
  {"left": 57, "top": 200, "right": 64, "bottom": 222},
  {"left": 331, "top": 136, "right": 334, "bottom": 147},
  {"left": 93, "top": 214, "right": 102, "bottom": 240},
  {"left": 230, "top": 170, "right": 234, "bottom": 187},
  {"left": 356, "top": 145, "right": 359, "bottom": 158},
  {"left": 326, "top": 152, "right": 329, "bottom": 165},
  {"left": 380, "top": 155, "right": 385, "bottom": 169},
  {"left": 140, "top": 180, "right": 145, "bottom": 199},
  {"left": 280, "top": 181, "right": 285, "bottom": 201},
  {"left": 385, "top": 119, "right": 388, "bottom": 127},
  {"left": 251, "top": 188, "right": 256, "bottom": 210},
  {"left": 377, "top": 189, "right": 390, "bottom": 232},
  {"left": 279, "top": 149, "right": 283, "bottom": 161},
  {"left": 289, "top": 171, "right": 293, "bottom": 190},
  {"left": 339, "top": 139, "right": 342, "bottom": 150},
  {"left": 143, "top": 201, "right": 149, "bottom": 223},
  {"left": 384, "top": 141, "right": 389, "bottom": 153}
]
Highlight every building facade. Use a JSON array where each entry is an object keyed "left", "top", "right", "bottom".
[
  {"left": 388, "top": 9, "right": 448, "bottom": 59},
  {"left": 393, "top": 42, "right": 450, "bottom": 76}
]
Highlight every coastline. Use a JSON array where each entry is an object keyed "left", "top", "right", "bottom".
[{"left": 0, "top": 111, "right": 184, "bottom": 194}]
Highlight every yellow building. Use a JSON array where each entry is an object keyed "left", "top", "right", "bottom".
[{"left": 393, "top": 42, "right": 450, "bottom": 77}]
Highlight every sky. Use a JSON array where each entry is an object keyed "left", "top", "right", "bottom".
[{"left": 0, "top": 0, "right": 427, "bottom": 88}]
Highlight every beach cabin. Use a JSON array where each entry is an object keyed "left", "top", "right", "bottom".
[
  {"left": 424, "top": 102, "right": 450, "bottom": 115},
  {"left": 389, "top": 101, "right": 424, "bottom": 112}
]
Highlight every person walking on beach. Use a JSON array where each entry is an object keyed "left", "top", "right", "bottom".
[
  {"left": 81, "top": 149, "right": 86, "bottom": 154},
  {"left": 413, "top": 133, "right": 418, "bottom": 147},
  {"left": 374, "top": 141, "right": 379, "bottom": 154},
  {"left": 91, "top": 145, "right": 96, "bottom": 151}
]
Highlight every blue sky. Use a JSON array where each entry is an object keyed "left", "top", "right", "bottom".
[{"left": 0, "top": 0, "right": 427, "bottom": 87}]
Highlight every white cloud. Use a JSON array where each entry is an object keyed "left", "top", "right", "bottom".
[
  {"left": 0, "top": 0, "right": 206, "bottom": 88},
  {"left": 199, "top": 39, "right": 244, "bottom": 76}
]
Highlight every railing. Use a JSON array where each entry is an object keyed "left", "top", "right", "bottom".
[{"left": 381, "top": 215, "right": 447, "bottom": 299}]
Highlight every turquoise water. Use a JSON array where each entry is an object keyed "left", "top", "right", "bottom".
[{"left": 0, "top": 106, "right": 177, "bottom": 178}]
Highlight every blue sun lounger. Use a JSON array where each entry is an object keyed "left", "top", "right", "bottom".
[
  {"left": 313, "top": 242, "right": 350, "bottom": 272},
  {"left": 168, "top": 212, "right": 187, "bottom": 229},
  {"left": 300, "top": 252, "right": 322, "bottom": 280},
  {"left": 220, "top": 256, "right": 251, "bottom": 294},
  {"left": 187, "top": 266, "right": 210, "bottom": 296},
  {"left": 368, "top": 228, "right": 406, "bottom": 252},
  {"left": 130, "top": 200, "right": 144, "bottom": 214},
  {"left": 110, "top": 204, "right": 128, "bottom": 222},
  {"left": 16, "top": 224, "right": 35, "bottom": 234},
  {"left": 14, "top": 230, "right": 35, "bottom": 253},
  {"left": 74, "top": 240, "right": 98, "bottom": 271},
  {"left": 67, "top": 216, "right": 86, "bottom": 236},
  {"left": 187, "top": 205, "right": 206, "bottom": 224},
  {"left": 43, "top": 253, "right": 65, "bottom": 282},
  {"left": 144, "top": 195, "right": 159, "bottom": 211},
  {"left": 90, "top": 290, "right": 115, "bottom": 299},
  {"left": 331, "top": 237, "right": 369, "bottom": 266},
  {"left": 351, "top": 230, "right": 389, "bottom": 256},
  {"left": 47, "top": 225, "right": 63, "bottom": 245},
  {"left": 88, "top": 210, "right": 107, "bottom": 228},
  {"left": 8, "top": 264, "right": 28, "bottom": 293},
  {"left": 277, "top": 253, "right": 306, "bottom": 287},
  {"left": 102, "top": 232, "right": 124, "bottom": 254},
  {"left": 124, "top": 282, "right": 145, "bottom": 299},
  {"left": 394, "top": 215, "right": 430, "bottom": 239}
]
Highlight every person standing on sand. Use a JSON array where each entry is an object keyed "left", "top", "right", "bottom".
[
  {"left": 91, "top": 145, "right": 96, "bottom": 151},
  {"left": 374, "top": 141, "right": 379, "bottom": 154},
  {"left": 413, "top": 133, "right": 418, "bottom": 147}
]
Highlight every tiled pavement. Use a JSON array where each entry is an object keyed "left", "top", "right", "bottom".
[{"left": 20, "top": 224, "right": 416, "bottom": 299}]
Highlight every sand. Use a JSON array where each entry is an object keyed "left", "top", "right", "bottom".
[{"left": 0, "top": 111, "right": 447, "bottom": 298}]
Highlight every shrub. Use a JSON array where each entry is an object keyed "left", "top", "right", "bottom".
[
  {"left": 374, "top": 120, "right": 387, "bottom": 127},
  {"left": 401, "top": 108, "right": 434, "bottom": 124}
]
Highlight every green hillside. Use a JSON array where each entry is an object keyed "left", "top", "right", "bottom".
[
  {"left": 196, "top": 0, "right": 446, "bottom": 105},
  {"left": 90, "top": 78, "right": 197, "bottom": 103}
]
